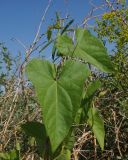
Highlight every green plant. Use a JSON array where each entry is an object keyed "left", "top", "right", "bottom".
[
  {"left": 95, "top": 2, "right": 128, "bottom": 85},
  {"left": 95, "top": 2, "right": 128, "bottom": 115},
  {"left": 93, "top": 2, "right": 128, "bottom": 158},
  {"left": 0, "top": 145, "right": 20, "bottom": 160},
  {"left": 0, "top": 43, "right": 13, "bottom": 95},
  {"left": 23, "top": 28, "right": 113, "bottom": 159}
]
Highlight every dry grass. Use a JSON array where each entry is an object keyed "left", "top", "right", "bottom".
[{"left": 0, "top": 77, "right": 128, "bottom": 160}]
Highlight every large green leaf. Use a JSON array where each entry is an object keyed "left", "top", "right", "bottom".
[
  {"left": 87, "top": 107, "right": 105, "bottom": 151},
  {"left": 75, "top": 29, "right": 113, "bottom": 72},
  {"left": 56, "top": 28, "right": 114, "bottom": 73},
  {"left": 26, "top": 59, "right": 90, "bottom": 152}
]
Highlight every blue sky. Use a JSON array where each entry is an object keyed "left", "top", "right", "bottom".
[{"left": 1, "top": 0, "right": 123, "bottom": 59}]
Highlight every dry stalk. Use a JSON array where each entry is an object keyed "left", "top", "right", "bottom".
[
  {"left": 112, "top": 109, "right": 124, "bottom": 157},
  {"left": 72, "top": 131, "right": 91, "bottom": 159}
]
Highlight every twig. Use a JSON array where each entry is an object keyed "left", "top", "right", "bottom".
[
  {"left": 19, "top": 0, "right": 53, "bottom": 81},
  {"left": 33, "top": 0, "right": 52, "bottom": 44},
  {"left": 81, "top": 0, "right": 116, "bottom": 27},
  {"left": 11, "top": 38, "right": 27, "bottom": 50},
  {"left": 104, "top": 0, "right": 115, "bottom": 10},
  {"left": 2, "top": 79, "right": 21, "bottom": 140},
  {"left": 94, "top": 136, "right": 97, "bottom": 160}
]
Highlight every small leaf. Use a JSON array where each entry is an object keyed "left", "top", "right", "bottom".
[
  {"left": 56, "top": 12, "right": 60, "bottom": 21},
  {"left": 61, "top": 19, "right": 74, "bottom": 35},
  {"left": 81, "top": 80, "right": 101, "bottom": 118},
  {"left": 52, "top": 43, "right": 57, "bottom": 60},
  {"left": 0, "top": 152, "right": 10, "bottom": 159},
  {"left": 16, "top": 142, "right": 20, "bottom": 151},
  {"left": 84, "top": 80, "right": 101, "bottom": 100},
  {"left": 47, "top": 29, "right": 52, "bottom": 41},
  {"left": 87, "top": 107, "right": 105, "bottom": 151},
  {"left": 10, "top": 150, "right": 18, "bottom": 160}
]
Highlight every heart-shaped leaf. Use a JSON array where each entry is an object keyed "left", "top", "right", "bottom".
[{"left": 26, "top": 59, "right": 90, "bottom": 152}]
